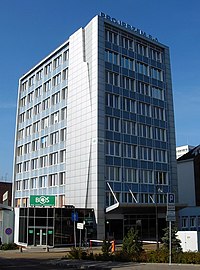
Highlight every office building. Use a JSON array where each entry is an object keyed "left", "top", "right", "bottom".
[{"left": 13, "top": 13, "right": 177, "bottom": 246}]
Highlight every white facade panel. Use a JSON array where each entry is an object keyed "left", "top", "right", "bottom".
[
  {"left": 177, "top": 231, "right": 198, "bottom": 252},
  {"left": 177, "top": 160, "right": 196, "bottom": 206}
]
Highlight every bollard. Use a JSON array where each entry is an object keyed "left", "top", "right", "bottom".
[
  {"left": 46, "top": 246, "right": 49, "bottom": 252},
  {"left": 111, "top": 240, "right": 115, "bottom": 252},
  {"left": 19, "top": 246, "right": 23, "bottom": 252}
]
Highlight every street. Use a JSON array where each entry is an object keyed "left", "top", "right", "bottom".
[{"left": 0, "top": 249, "right": 200, "bottom": 269}]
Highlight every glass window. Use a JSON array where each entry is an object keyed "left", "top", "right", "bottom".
[
  {"left": 49, "top": 152, "right": 58, "bottom": 165},
  {"left": 49, "top": 174, "right": 58, "bottom": 187},
  {"left": 106, "top": 166, "right": 121, "bottom": 181},
  {"left": 45, "top": 62, "right": 52, "bottom": 75},
  {"left": 106, "top": 117, "right": 120, "bottom": 132},
  {"left": 41, "top": 116, "right": 49, "bottom": 129},
  {"left": 105, "top": 71, "right": 119, "bottom": 86},
  {"left": 51, "top": 111, "right": 59, "bottom": 124},
  {"left": 105, "top": 141, "right": 121, "bottom": 156},
  {"left": 50, "top": 131, "right": 59, "bottom": 145},
  {"left": 137, "top": 43, "right": 148, "bottom": 57},
  {"left": 137, "top": 62, "right": 149, "bottom": 76},
  {"left": 60, "top": 149, "right": 66, "bottom": 163},
  {"left": 30, "top": 177, "right": 37, "bottom": 189},
  {"left": 63, "top": 49, "right": 69, "bottom": 61},
  {"left": 40, "top": 155, "right": 48, "bottom": 168},
  {"left": 105, "top": 93, "right": 120, "bottom": 109},
  {"left": 41, "top": 136, "right": 48, "bottom": 148},
  {"left": 60, "top": 128, "right": 66, "bottom": 141},
  {"left": 123, "top": 144, "right": 137, "bottom": 158},
  {"left": 44, "top": 79, "right": 51, "bottom": 92},
  {"left": 122, "top": 77, "right": 135, "bottom": 91},
  {"left": 124, "top": 168, "right": 137, "bottom": 182},
  {"left": 137, "top": 81, "right": 150, "bottom": 96},
  {"left": 39, "top": 175, "right": 47, "bottom": 188},
  {"left": 52, "top": 91, "right": 60, "bottom": 105},
  {"left": 155, "top": 171, "right": 167, "bottom": 185},
  {"left": 53, "top": 55, "right": 62, "bottom": 68},
  {"left": 36, "top": 69, "right": 43, "bottom": 81},
  {"left": 190, "top": 217, "right": 196, "bottom": 228},
  {"left": 105, "top": 30, "right": 118, "bottom": 44}
]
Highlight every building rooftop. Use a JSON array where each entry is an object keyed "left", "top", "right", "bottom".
[{"left": 177, "top": 145, "right": 200, "bottom": 161}]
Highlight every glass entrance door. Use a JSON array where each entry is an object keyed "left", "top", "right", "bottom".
[{"left": 35, "top": 228, "right": 47, "bottom": 246}]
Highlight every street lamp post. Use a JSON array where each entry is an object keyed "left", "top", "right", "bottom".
[{"left": 155, "top": 195, "right": 159, "bottom": 250}]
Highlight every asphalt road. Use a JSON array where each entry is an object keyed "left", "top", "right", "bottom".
[
  {"left": 0, "top": 249, "right": 200, "bottom": 269},
  {"left": 1, "top": 258, "right": 200, "bottom": 270}
]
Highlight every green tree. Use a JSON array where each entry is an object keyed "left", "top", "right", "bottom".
[
  {"left": 122, "top": 228, "right": 143, "bottom": 257},
  {"left": 161, "top": 226, "right": 182, "bottom": 253}
]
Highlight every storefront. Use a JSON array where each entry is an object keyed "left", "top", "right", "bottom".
[{"left": 14, "top": 207, "right": 96, "bottom": 247}]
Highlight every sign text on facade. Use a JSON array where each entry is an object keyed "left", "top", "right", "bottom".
[
  {"left": 30, "top": 195, "right": 55, "bottom": 206},
  {"left": 100, "top": 12, "right": 158, "bottom": 42}
]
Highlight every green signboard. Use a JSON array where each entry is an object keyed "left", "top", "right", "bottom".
[{"left": 30, "top": 195, "right": 55, "bottom": 206}]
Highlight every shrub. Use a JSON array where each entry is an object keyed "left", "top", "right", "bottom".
[
  {"left": 101, "top": 239, "right": 111, "bottom": 255},
  {"left": 0, "top": 243, "right": 18, "bottom": 250},
  {"left": 66, "top": 244, "right": 200, "bottom": 264},
  {"left": 146, "top": 250, "right": 168, "bottom": 263},
  {"left": 67, "top": 247, "right": 87, "bottom": 260},
  {"left": 113, "top": 250, "right": 132, "bottom": 262},
  {"left": 178, "top": 252, "right": 200, "bottom": 264}
]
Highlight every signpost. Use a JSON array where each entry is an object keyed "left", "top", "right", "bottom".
[
  {"left": 77, "top": 223, "right": 84, "bottom": 247},
  {"left": 30, "top": 195, "right": 55, "bottom": 206},
  {"left": 71, "top": 210, "right": 78, "bottom": 248},
  {"left": 166, "top": 193, "right": 176, "bottom": 265}
]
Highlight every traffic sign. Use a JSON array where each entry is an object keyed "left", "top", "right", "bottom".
[
  {"left": 167, "top": 211, "right": 175, "bottom": 216},
  {"left": 166, "top": 215, "right": 176, "bottom": 222},
  {"left": 167, "top": 193, "right": 175, "bottom": 204},
  {"left": 166, "top": 193, "right": 176, "bottom": 222},
  {"left": 71, "top": 212, "right": 78, "bottom": 222},
  {"left": 77, "top": 223, "right": 84, "bottom": 230},
  {"left": 167, "top": 205, "right": 175, "bottom": 211},
  {"left": 5, "top": 228, "right": 12, "bottom": 235}
]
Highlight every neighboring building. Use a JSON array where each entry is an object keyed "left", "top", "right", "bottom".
[
  {"left": 178, "top": 207, "right": 200, "bottom": 251},
  {"left": 177, "top": 145, "right": 200, "bottom": 207},
  {"left": 13, "top": 13, "right": 177, "bottom": 247},
  {"left": 0, "top": 181, "right": 13, "bottom": 244},
  {"left": 177, "top": 145, "right": 200, "bottom": 237},
  {"left": 176, "top": 145, "right": 195, "bottom": 159},
  {"left": 0, "top": 181, "right": 12, "bottom": 206}
]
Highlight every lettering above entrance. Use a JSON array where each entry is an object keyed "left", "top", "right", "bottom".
[{"left": 30, "top": 195, "right": 55, "bottom": 206}]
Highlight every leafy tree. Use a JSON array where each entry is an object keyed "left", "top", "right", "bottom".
[
  {"left": 122, "top": 228, "right": 143, "bottom": 257},
  {"left": 161, "top": 226, "right": 182, "bottom": 253}
]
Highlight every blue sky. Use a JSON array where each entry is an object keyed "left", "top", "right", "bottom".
[{"left": 0, "top": 0, "right": 200, "bottom": 180}]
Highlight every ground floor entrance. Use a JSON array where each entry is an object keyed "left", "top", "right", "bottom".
[
  {"left": 105, "top": 204, "right": 169, "bottom": 242},
  {"left": 28, "top": 227, "right": 54, "bottom": 246}
]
